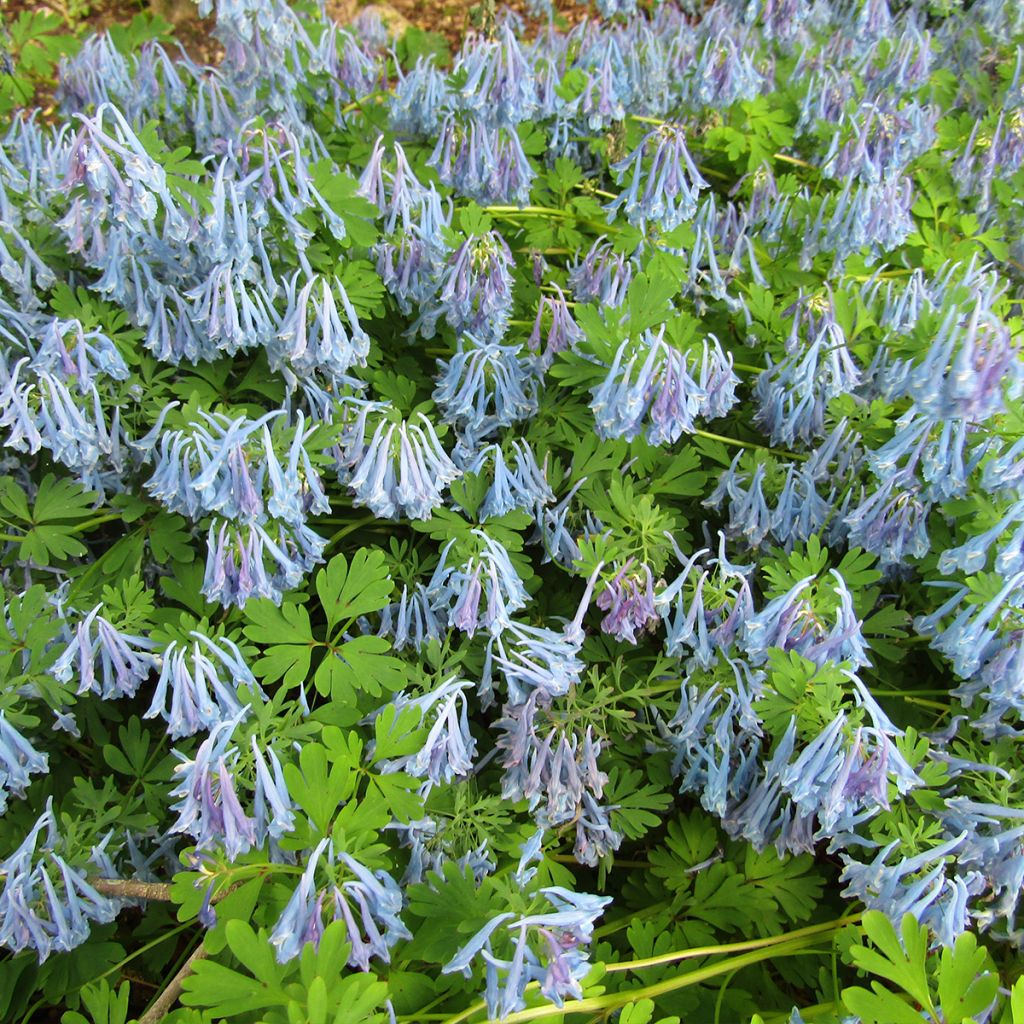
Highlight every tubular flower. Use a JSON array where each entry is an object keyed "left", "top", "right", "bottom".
[
  {"left": 442, "top": 887, "right": 610, "bottom": 1018},
  {"left": 270, "top": 839, "right": 411, "bottom": 966},
  {"left": 339, "top": 410, "right": 461, "bottom": 521},
  {"left": 51, "top": 605, "right": 158, "bottom": 700},
  {"left": 434, "top": 337, "right": 539, "bottom": 444},
  {"left": 428, "top": 532, "right": 530, "bottom": 637},
  {"left": 591, "top": 330, "right": 735, "bottom": 447},
  {"left": 432, "top": 230, "right": 515, "bottom": 344},
  {"left": 0, "top": 713, "right": 48, "bottom": 813},
  {"left": 145, "top": 632, "right": 261, "bottom": 738},
  {"left": 0, "top": 799, "right": 120, "bottom": 960},
  {"left": 606, "top": 123, "right": 709, "bottom": 232}
]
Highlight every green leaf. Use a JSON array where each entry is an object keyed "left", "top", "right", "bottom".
[
  {"left": 607, "top": 767, "right": 674, "bottom": 841},
  {"left": 283, "top": 729, "right": 360, "bottom": 835},
  {"left": 319, "top": 635, "right": 407, "bottom": 705},
  {"left": 365, "top": 767, "right": 423, "bottom": 824},
  {"left": 316, "top": 549, "right": 393, "bottom": 630},
  {"left": 15, "top": 475, "right": 99, "bottom": 564},
  {"left": 848, "top": 912, "right": 933, "bottom": 1015},
  {"left": 405, "top": 864, "right": 497, "bottom": 961},
  {"left": 244, "top": 600, "right": 315, "bottom": 686},
  {"left": 936, "top": 931, "right": 998, "bottom": 1023},
  {"left": 843, "top": 984, "right": 927, "bottom": 1024},
  {"left": 60, "top": 980, "right": 131, "bottom": 1024}
]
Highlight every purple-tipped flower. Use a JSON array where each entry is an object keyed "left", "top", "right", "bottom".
[
  {"left": 434, "top": 338, "right": 539, "bottom": 444},
  {"left": 844, "top": 472, "right": 931, "bottom": 570},
  {"left": 168, "top": 714, "right": 257, "bottom": 859},
  {"left": 51, "top": 605, "right": 158, "bottom": 700},
  {"left": 145, "top": 632, "right": 259, "bottom": 739},
  {"left": 429, "top": 532, "right": 530, "bottom": 637},
  {"left": 428, "top": 115, "right": 535, "bottom": 206},
  {"left": 0, "top": 799, "right": 120, "bottom": 960},
  {"left": 462, "top": 440, "right": 554, "bottom": 521},
  {"left": 272, "top": 272, "right": 370, "bottom": 381},
  {"left": 374, "top": 678, "right": 476, "bottom": 787},
  {"left": 568, "top": 238, "right": 632, "bottom": 307},
  {"left": 754, "top": 299, "right": 861, "bottom": 447},
  {"left": 442, "top": 888, "right": 609, "bottom": 1018},
  {"left": 591, "top": 328, "right": 717, "bottom": 446},
  {"left": 529, "top": 286, "right": 583, "bottom": 368},
  {"left": 606, "top": 124, "right": 709, "bottom": 232},
  {"left": 375, "top": 184, "right": 451, "bottom": 316},
  {"left": 202, "top": 518, "right": 325, "bottom": 608},
  {"left": 0, "top": 713, "right": 48, "bottom": 812},
  {"left": 452, "top": 24, "right": 537, "bottom": 126},
  {"left": 839, "top": 834, "right": 981, "bottom": 947},
  {"left": 596, "top": 561, "right": 660, "bottom": 644},
  {"left": 433, "top": 231, "right": 515, "bottom": 344},
  {"left": 341, "top": 411, "right": 461, "bottom": 521},
  {"left": 270, "top": 840, "right": 410, "bottom": 967}
]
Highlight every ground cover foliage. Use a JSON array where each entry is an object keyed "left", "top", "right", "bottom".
[{"left": 2, "top": 0, "right": 1024, "bottom": 1021}]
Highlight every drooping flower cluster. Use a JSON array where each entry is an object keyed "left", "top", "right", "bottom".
[{"left": 6, "top": 0, "right": 1024, "bottom": 1018}]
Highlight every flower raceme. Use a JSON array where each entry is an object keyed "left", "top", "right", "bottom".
[
  {"left": 590, "top": 329, "right": 738, "bottom": 446},
  {"left": 606, "top": 123, "right": 709, "bottom": 232},
  {"left": 442, "top": 887, "right": 611, "bottom": 1018}
]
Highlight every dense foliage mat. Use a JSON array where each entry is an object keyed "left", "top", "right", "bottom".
[{"left": 2, "top": 0, "right": 1024, "bottom": 1021}]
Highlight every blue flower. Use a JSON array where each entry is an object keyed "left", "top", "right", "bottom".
[
  {"left": 202, "top": 519, "right": 325, "bottom": 607},
  {"left": 375, "top": 184, "right": 451, "bottom": 316},
  {"left": 591, "top": 328, "right": 715, "bottom": 446},
  {"left": 606, "top": 124, "right": 708, "bottom": 232},
  {"left": 373, "top": 678, "right": 476, "bottom": 787},
  {"left": 251, "top": 737, "right": 295, "bottom": 840},
  {"left": 271, "top": 840, "right": 410, "bottom": 967},
  {"left": 442, "top": 887, "right": 609, "bottom": 1017},
  {"left": 452, "top": 24, "right": 537, "bottom": 127},
  {"left": 168, "top": 713, "right": 257, "bottom": 858},
  {"left": 839, "top": 835, "right": 981, "bottom": 948},
  {"left": 428, "top": 114, "right": 535, "bottom": 206},
  {"left": 51, "top": 605, "right": 158, "bottom": 700},
  {"left": 0, "top": 799, "right": 120, "bottom": 960},
  {"left": 434, "top": 338, "right": 539, "bottom": 444},
  {"left": 428, "top": 532, "right": 530, "bottom": 637},
  {"left": 145, "top": 632, "right": 259, "bottom": 739},
  {"left": 844, "top": 472, "right": 931, "bottom": 570},
  {"left": 0, "top": 713, "right": 48, "bottom": 813},
  {"left": 461, "top": 440, "right": 554, "bottom": 521},
  {"left": 390, "top": 56, "right": 450, "bottom": 135},
  {"left": 433, "top": 231, "right": 515, "bottom": 344},
  {"left": 568, "top": 237, "right": 633, "bottom": 306},
  {"left": 753, "top": 299, "right": 861, "bottom": 447},
  {"left": 272, "top": 272, "right": 370, "bottom": 382},
  {"left": 376, "top": 583, "right": 446, "bottom": 652},
  {"left": 340, "top": 410, "right": 461, "bottom": 521}
]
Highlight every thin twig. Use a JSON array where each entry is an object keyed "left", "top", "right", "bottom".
[
  {"left": 90, "top": 879, "right": 174, "bottom": 902},
  {"left": 138, "top": 944, "right": 208, "bottom": 1024}
]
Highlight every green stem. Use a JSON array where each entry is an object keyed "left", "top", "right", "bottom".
[
  {"left": 773, "top": 152, "right": 816, "bottom": 170},
  {"left": 604, "top": 914, "right": 858, "bottom": 974},
  {"left": 73, "top": 513, "right": 123, "bottom": 532},
  {"left": 484, "top": 205, "right": 574, "bottom": 219},
  {"left": 339, "top": 91, "right": 385, "bottom": 116},
  {"left": 693, "top": 429, "right": 809, "bottom": 462},
  {"left": 500, "top": 935, "right": 832, "bottom": 1022},
  {"left": 326, "top": 515, "right": 379, "bottom": 548},
  {"left": 574, "top": 183, "right": 617, "bottom": 200}
]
